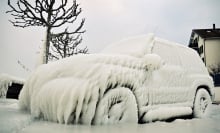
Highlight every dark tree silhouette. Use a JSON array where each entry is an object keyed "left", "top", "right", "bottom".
[
  {"left": 7, "top": 0, "right": 85, "bottom": 63},
  {"left": 49, "top": 28, "right": 88, "bottom": 61}
]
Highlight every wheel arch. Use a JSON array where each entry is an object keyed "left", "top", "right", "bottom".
[
  {"left": 191, "top": 76, "right": 215, "bottom": 103},
  {"left": 195, "top": 84, "right": 215, "bottom": 102},
  {"left": 196, "top": 85, "right": 211, "bottom": 95}
]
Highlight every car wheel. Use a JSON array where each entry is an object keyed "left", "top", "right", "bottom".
[
  {"left": 193, "top": 88, "right": 211, "bottom": 118},
  {"left": 93, "top": 87, "right": 138, "bottom": 124}
]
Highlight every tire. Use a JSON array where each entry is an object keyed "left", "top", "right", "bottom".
[
  {"left": 93, "top": 87, "right": 138, "bottom": 124},
  {"left": 193, "top": 89, "right": 211, "bottom": 118}
]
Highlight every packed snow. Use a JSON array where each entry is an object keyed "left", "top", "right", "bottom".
[
  {"left": 18, "top": 34, "right": 214, "bottom": 125},
  {"left": 0, "top": 73, "right": 25, "bottom": 98}
]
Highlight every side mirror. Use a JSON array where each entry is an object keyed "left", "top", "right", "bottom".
[{"left": 143, "top": 54, "right": 164, "bottom": 70}]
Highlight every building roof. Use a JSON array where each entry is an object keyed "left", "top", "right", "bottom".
[{"left": 193, "top": 28, "right": 220, "bottom": 39}]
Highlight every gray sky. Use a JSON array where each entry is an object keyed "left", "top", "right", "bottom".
[{"left": 0, "top": 0, "right": 220, "bottom": 78}]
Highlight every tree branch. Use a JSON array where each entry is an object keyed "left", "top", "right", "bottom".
[
  {"left": 7, "top": 0, "right": 47, "bottom": 27},
  {"left": 7, "top": 0, "right": 87, "bottom": 63}
]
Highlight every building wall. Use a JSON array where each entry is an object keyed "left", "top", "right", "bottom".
[
  {"left": 205, "top": 39, "right": 220, "bottom": 68},
  {"left": 214, "top": 87, "right": 220, "bottom": 102}
]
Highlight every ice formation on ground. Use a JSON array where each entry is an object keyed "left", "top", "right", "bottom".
[
  {"left": 0, "top": 99, "right": 31, "bottom": 133},
  {"left": 1, "top": 99, "right": 220, "bottom": 133},
  {"left": 18, "top": 34, "right": 213, "bottom": 125},
  {"left": 0, "top": 73, "right": 25, "bottom": 98}
]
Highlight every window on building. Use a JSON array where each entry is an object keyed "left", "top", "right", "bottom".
[
  {"left": 199, "top": 45, "right": 204, "bottom": 54},
  {"left": 214, "top": 74, "right": 220, "bottom": 87}
]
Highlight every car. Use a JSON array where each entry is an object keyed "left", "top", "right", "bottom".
[
  {"left": 18, "top": 34, "right": 215, "bottom": 125},
  {"left": 0, "top": 74, "right": 24, "bottom": 99}
]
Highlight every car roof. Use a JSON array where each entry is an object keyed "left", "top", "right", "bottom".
[
  {"left": 101, "top": 33, "right": 196, "bottom": 58},
  {"left": 101, "top": 34, "right": 154, "bottom": 58}
]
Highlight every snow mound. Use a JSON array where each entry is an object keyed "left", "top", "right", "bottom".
[{"left": 0, "top": 73, "right": 25, "bottom": 98}]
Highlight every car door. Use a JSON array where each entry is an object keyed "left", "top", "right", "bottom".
[
  {"left": 149, "top": 41, "right": 189, "bottom": 105},
  {"left": 177, "top": 47, "right": 207, "bottom": 103}
]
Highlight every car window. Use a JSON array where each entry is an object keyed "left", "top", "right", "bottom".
[
  {"left": 178, "top": 47, "right": 206, "bottom": 73},
  {"left": 152, "top": 41, "right": 181, "bottom": 66}
]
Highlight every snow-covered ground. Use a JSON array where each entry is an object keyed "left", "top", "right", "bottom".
[
  {"left": 0, "top": 99, "right": 31, "bottom": 133},
  {"left": 0, "top": 99, "right": 220, "bottom": 133}
]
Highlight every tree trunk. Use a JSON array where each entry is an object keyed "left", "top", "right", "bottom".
[
  {"left": 64, "top": 35, "right": 67, "bottom": 57},
  {"left": 40, "top": 27, "right": 51, "bottom": 64},
  {"left": 44, "top": 8, "right": 52, "bottom": 64},
  {"left": 45, "top": 26, "right": 51, "bottom": 63}
]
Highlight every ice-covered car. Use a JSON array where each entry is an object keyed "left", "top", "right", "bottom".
[{"left": 18, "top": 34, "right": 214, "bottom": 125}]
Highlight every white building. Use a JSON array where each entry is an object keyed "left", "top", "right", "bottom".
[
  {"left": 189, "top": 24, "right": 220, "bottom": 102},
  {"left": 189, "top": 24, "right": 220, "bottom": 67}
]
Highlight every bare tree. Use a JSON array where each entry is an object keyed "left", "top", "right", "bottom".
[
  {"left": 49, "top": 28, "right": 88, "bottom": 61},
  {"left": 7, "top": 0, "right": 85, "bottom": 63}
]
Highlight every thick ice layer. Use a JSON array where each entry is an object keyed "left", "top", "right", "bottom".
[
  {"left": 19, "top": 53, "right": 160, "bottom": 124},
  {"left": 19, "top": 34, "right": 212, "bottom": 125},
  {"left": 141, "top": 107, "right": 192, "bottom": 122},
  {"left": 1, "top": 98, "right": 220, "bottom": 133},
  {"left": 0, "top": 74, "right": 25, "bottom": 98},
  {"left": 93, "top": 87, "right": 138, "bottom": 124}
]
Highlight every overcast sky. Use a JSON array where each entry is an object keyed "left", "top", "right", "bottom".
[{"left": 0, "top": 0, "right": 220, "bottom": 78}]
